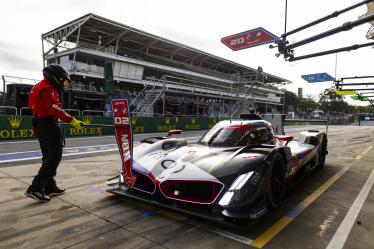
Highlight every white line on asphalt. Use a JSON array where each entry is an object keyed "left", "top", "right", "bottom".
[
  {"left": 0, "top": 138, "right": 200, "bottom": 163},
  {"left": 0, "top": 135, "right": 114, "bottom": 144},
  {"left": 0, "top": 135, "right": 201, "bottom": 145},
  {"left": 326, "top": 166, "right": 374, "bottom": 249},
  {"left": 0, "top": 149, "right": 119, "bottom": 163},
  {"left": 0, "top": 144, "right": 117, "bottom": 156},
  {"left": 0, "top": 126, "right": 323, "bottom": 146}
]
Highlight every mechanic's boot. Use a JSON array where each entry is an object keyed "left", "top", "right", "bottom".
[
  {"left": 45, "top": 185, "right": 65, "bottom": 197},
  {"left": 45, "top": 178, "right": 65, "bottom": 197},
  {"left": 25, "top": 186, "right": 50, "bottom": 203}
]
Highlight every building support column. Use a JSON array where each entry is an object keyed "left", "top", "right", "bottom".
[
  {"left": 73, "top": 26, "right": 81, "bottom": 71},
  {"left": 196, "top": 96, "right": 199, "bottom": 117},
  {"left": 162, "top": 93, "right": 165, "bottom": 116}
]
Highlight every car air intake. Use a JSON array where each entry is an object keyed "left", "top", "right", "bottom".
[
  {"left": 132, "top": 171, "right": 156, "bottom": 194},
  {"left": 159, "top": 180, "right": 224, "bottom": 204}
]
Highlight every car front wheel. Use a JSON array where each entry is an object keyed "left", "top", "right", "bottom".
[{"left": 267, "top": 151, "right": 286, "bottom": 209}]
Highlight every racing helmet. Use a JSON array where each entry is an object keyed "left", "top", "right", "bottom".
[{"left": 42, "top": 64, "right": 72, "bottom": 92}]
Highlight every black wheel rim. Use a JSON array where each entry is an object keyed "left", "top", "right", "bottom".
[
  {"left": 319, "top": 138, "right": 327, "bottom": 165},
  {"left": 271, "top": 159, "right": 285, "bottom": 204}
]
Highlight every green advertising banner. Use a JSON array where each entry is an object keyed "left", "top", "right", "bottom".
[
  {"left": 104, "top": 62, "right": 114, "bottom": 94},
  {"left": 0, "top": 115, "right": 222, "bottom": 140},
  {"left": 0, "top": 116, "right": 33, "bottom": 140}
]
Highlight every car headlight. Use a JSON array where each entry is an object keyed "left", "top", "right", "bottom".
[{"left": 219, "top": 171, "right": 259, "bottom": 207}]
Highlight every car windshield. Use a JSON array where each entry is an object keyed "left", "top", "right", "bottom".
[{"left": 203, "top": 124, "right": 256, "bottom": 147}]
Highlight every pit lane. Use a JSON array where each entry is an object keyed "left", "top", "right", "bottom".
[{"left": 0, "top": 125, "right": 373, "bottom": 249}]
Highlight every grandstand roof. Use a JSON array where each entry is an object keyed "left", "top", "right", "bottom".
[{"left": 42, "top": 13, "right": 290, "bottom": 84}]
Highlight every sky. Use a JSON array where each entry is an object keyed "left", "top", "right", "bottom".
[{"left": 0, "top": 0, "right": 373, "bottom": 105}]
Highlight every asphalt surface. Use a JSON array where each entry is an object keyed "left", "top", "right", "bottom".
[{"left": 0, "top": 125, "right": 373, "bottom": 249}]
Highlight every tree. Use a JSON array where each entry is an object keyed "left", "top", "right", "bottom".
[
  {"left": 283, "top": 90, "right": 298, "bottom": 112},
  {"left": 319, "top": 87, "right": 349, "bottom": 114},
  {"left": 298, "top": 97, "right": 319, "bottom": 112}
]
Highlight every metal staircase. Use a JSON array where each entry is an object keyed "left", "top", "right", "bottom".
[
  {"left": 228, "top": 81, "right": 261, "bottom": 118},
  {"left": 132, "top": 77, "right": 165, "bottom": 115}
]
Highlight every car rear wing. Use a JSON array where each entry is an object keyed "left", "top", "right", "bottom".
[{"left": 240, "top": 113, "right": 328, "bottom": 135}]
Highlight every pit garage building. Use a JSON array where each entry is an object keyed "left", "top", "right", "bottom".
[{"left": 41, "top": 13, "right": 290, "bottom": 116}]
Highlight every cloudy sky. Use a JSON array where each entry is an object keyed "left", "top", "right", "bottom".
[{"left": 0, "top": 0, "right": 373, "bottom": 105}]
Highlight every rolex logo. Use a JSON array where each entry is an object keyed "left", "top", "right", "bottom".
[
  {"left": 191, "top": 117, "right": 196, "bottom": 125},
  {"left": 82, "top": 116, "right": 92, "bottom": 124},
  {"left": 165, "top": 117, "right": 171, "bottom": 125},
  {"left": 8, "top": 116, "right": 22, "bottom": 128},
  {"left": 132, "top": 116, "right": 137, "bottom": 126}
]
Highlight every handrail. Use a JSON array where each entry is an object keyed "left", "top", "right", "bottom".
[
  {"left": 0, "top": 106, "right": 17, "bottom": 115},
  {"left": 64, "top": 109, "right": 81, "bottom": 116},
  {"left": 82, "top": 110, "right": 105, "bottom": 116},
  {"left": 20, "top": 107, "right": 32, "bottom": 116}
]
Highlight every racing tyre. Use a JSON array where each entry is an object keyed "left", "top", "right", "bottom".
[
  {"left": 267, "top": 151, "right": 286, "bottom": 209},
  {"left": 317, "top": 135, "right": 328, "bottom": 169}
]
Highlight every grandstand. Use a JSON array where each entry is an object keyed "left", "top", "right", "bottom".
[{"left": 3, "top": 13, "right": 290, "bottom": 117}]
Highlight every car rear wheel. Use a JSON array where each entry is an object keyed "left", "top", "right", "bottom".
[
  {"left": 267, "top": 152, "right": 286, "bottom": 209},
  {"left": 317, "top": 135, "right": 328, "bottom": 169}
]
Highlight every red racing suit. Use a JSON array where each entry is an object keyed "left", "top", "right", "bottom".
[{"left": 28, "top": 79, "right": 73, "bottom": 123}]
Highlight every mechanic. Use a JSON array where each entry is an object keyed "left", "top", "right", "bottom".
[{"left": 25, "top": 64, "right": 84, "bottom": 203}]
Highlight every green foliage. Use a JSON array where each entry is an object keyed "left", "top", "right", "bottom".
[
  {"left": 284, "top": 87, "right": 374, "bottom": 115},
  {"left": 298, "top": 97, "right": 319, "bottom": 112},
  {"left": 319, "top": 87, "right": 349, "bottom": 113},
  {"left": 283, "top": 90, "right": 298, "bottom": 111}
]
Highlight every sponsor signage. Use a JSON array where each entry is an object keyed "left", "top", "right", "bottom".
[
  {"left": 221, "top": 27, "right": 278, "bottom": 51},
  {"left": 0, "top": 116, "right": 33, "bottom": 139},
  {"left": 301, "top": 73, "right": 335, "bottom": 83},
  {"left": 335, "top": 90, "right": 357, "bottom": 95},
  {"left": 359, "top": 115, "right": 374, "bottom": 126},
  {"left": 112, "top": 99, "right": 137, "bottom": 189},
  {"left": 0, "top": 115, "right": 222, "bottom": 140},
  {"left": 351, "top": 95, "right": 369, "bottom": 101}
]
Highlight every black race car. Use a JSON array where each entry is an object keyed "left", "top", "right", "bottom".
[{"left": 107, "top": 114, "right": 328, "bottom": 223}]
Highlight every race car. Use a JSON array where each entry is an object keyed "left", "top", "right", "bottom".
[{"left": 107, "top": 113, "right": 328, "bottom": 224}]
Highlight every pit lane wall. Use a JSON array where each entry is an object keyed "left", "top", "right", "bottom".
[{"left": 0, "top": 115, "right": 222, "bottom": 140}]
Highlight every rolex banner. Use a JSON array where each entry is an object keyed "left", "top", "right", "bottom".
[
  {"left": 0, "top": 115, "right": 222, "bottom": 140},
  {"left": 0, "top": 116, "right": 114, "bottom": 140},
  {"left": 0, "top": 116, "right": 34, "bottom": 139}
]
